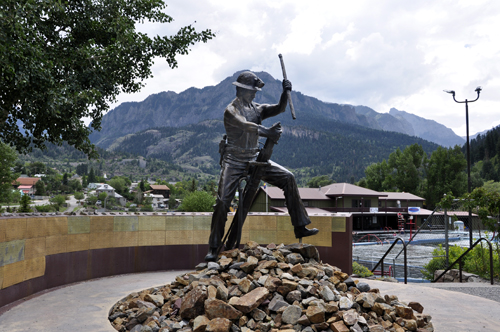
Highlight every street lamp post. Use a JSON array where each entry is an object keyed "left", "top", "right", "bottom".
[
  {"left": 104, "top": 195, "right": 109, "bottom": 211},
  {"left": 444, "top": 87, "right": 482, "bottom": 247}
]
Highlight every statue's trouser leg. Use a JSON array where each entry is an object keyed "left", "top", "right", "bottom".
[
  {"left": 262, "top": 161, "right": 311, "bottom": 227},
  {"left": 208, "top": 159, "right": 247, "bottom": 249}
]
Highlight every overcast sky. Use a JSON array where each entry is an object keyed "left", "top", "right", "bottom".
[{"left": 111, "top": 0, "right": 500, "bottom": 137}]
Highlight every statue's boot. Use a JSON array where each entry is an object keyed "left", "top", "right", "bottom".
[
  {"left": 204, "top": 247, "right": 219, "bottom": 262},
  {"left": 294, "top": 226, "right": 319, "bottom": 239}
]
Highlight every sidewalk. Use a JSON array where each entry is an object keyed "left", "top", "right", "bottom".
[
  {"left": 365, "top": 279, "right": 500, "bottom": 332},
  {"left": 0, "top": 272, "right": 499, "bottom": 332},
  {"left": 0, "top": 271, "right": 189, "bottom": 332}
]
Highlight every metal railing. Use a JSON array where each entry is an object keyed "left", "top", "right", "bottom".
[
  {"left": 370, "top": 237, "right": 408, "bottom": 284},
  {"left": 434, "top": 237, "right": 494, "bottom": 285}
]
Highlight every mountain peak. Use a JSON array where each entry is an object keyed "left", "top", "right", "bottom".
[
  {"left": 90, "top": 71, "right": 464, "bottom": 149},
  {"left": 389, "top": 107, "right": 464, "bottom": 147}
]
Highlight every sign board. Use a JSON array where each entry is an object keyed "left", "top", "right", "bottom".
[
  {"left": 408, "top": 207, "right": 421, "bottom": 213},
  {"left": 370, "top": 207, "right": 379, "bottom": 213}
]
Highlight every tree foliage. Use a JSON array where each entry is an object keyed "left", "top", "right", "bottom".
[
  {"left": 364, "top": 143, "right": 426, "bottom": 194},
  {"left": 19, "top": 194, "right": 32, "bottom": 212},
  {"left": 363, "top": 144, "right": 467, "bottom": 208},
  {"left": 461, "top": 187, "right": 500, "bottom": 238},
  {"left": 35, "top": 180, "right": 46, "bottom": 195},
  {"left": 483, "top": 180, "right": 500, "bottom": 194},
  {"left": 178, "top": 190, "right": 215, "bottom": 212},
  {"left": 74, "top": 191, "right": 84, "bottom": 201},
  {"left": 50, "top": 194, "right": 66, "bottom": 209},
  {"left": 307, "top": 175, "right": 333, "bottom": 188},
  {"left": 0, "top": 0, "right": 214, "bottom": 157},
  {"left": 425, "top": 146, "right": 467, "bottom": 208},
  {"left": 108, "top": 176, "right": 131, "bottom": 197},
  {"left": 86, "top": 193, "right": 98, "bottom": 205},
  {"left": 98, "top": 192, "right": 108, "bottom": 201},
  {"left": 87, "top": 168, "right": 97, "bottom": 183},
  {"left": 0, "top": 142, "right": 18, "bottom": 202}
]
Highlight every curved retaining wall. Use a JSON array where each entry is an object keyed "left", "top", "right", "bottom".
[{"left": 0, "top": 212, "right": 352, "bottom": 309}]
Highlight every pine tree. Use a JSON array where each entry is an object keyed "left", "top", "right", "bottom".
[
  {"left": 88, "top": 168, "right": 96, "bottom": 183},
  {"left": 19, "top": 195, "right": 32, "bottom": 212}
]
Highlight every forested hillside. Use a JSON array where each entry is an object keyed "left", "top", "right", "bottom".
[
  {"left": 16, "top": 142, "right": 185, "bottom": 182},
  {"left": 468, "top": 124, "right": 500, "bottom": 181},
  {"left": 108, "top": 118, "right": 439, "bottom": 184}
]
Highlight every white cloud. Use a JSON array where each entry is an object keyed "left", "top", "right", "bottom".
[{"left": 108, "top": 0, "right": 500, "bottom": 136}]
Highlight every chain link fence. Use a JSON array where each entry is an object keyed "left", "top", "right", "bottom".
[{"left": 353, "top": 200, "right": 499, "bottom": 282}]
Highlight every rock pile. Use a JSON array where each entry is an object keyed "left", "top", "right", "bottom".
[
  {"left": 434, "top": 269, "right": 483, "bottom": 283},
  {"left": 108, "top": 242, "right": 434, "bottom": 332}
]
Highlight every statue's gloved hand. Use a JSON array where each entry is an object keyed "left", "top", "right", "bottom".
[
  {"left": 258, "top": 122, "right": 282, "bottom": 142},
  {"left": 282, "top": 79, "right": 292, "bottom": 92}
]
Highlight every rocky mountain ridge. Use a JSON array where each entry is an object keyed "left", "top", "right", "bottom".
[{"left": 90, "top": 70, "right": 464, "bottom": 149}]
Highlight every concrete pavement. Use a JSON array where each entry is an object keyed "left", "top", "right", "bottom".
[
  {"left": 0, "top": 272, "right": 499, "bottom": 331},
  {"left": 364, "top": 279, "right": 500, "bottom": 332},
  {"left": 0, "top": 271, "right": 189, "bottom": 332}
]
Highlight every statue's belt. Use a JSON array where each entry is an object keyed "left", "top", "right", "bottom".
[{"left": 225, "top": 145, "right": 259, "bottom": 156}]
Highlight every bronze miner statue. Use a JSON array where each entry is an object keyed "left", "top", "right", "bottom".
[{"left": 205, "top": 71, "right": 318, "bottom": 262}]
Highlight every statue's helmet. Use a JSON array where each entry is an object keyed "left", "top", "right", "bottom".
[{"left": 232, "top": 71, "right": 265, "bottom": 91}]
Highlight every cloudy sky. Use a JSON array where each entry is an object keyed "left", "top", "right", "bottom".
[{"left": 112, "top": 0, "right": 500, "bottom": 137}]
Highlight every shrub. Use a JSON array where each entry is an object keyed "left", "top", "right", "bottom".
[
  {"left": 352, "top": 261, "right": 374, "bottom": 277},
  {"left": 50, "top": 194, "right": 67, "bottom": 210},
  {"left": 178, "top": 191, "right": 215, "bottom": 212},
  {"left": 18, "top": 195, "right": 32, "bottom": 212},
  {"left": 35, "top": 204, "right": 56, "bottom": 212},
  {"left": 141, "top": 204, "right": 154, "bottom": 212},
  {"left": 74, "top": 192, "right": 84, "bottom": 201},
  {"left": 422, "top": 244, "right": 500, "bottom": 281}
]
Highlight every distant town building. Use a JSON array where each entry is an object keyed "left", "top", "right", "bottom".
[
  {"left": 13, "top": 177, "right": 40, "bottom": 186},
  {"left": 95, "top": 184, "right": 115, "bottom": 197},
  {"left": 114, "top": 193, "right": 127, "bottom": 206},
  {"left": 87, "top": 183, "right": 105, "bottom": 190},
  {"left": 17, "top": 185, "right": 34, "bottom": 195},
  {"left": 95, "top": 184, "right": 126, "bottom": 206},
  {"left": 149, "top": 184, "right": 170, "bottom": 198},
  {"left": 144, "top": 193, "right": 165, "bottom": 209}
]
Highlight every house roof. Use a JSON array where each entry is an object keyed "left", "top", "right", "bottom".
[
  {"left": 14, "top": 177, "right": 40, "bottom": 185},
  {"left": 261, "top": 187, "right": 331, "bottom": 200},
  {"left": 18, "top": 185, "right": 33, "bottom": 189},
  {"left": 320, "top": 183, "right": 386, "bottom": 197},
  {"left": 150, "top": 184, "right": 170, "bottom": 190},
  {"left": 96, "top": 184, "right": 115, "bottom": 191},
  {"left": 145, "top": 193, "right": 164, "bottom": 198},
  {"left": 378, "top": 192, "right": 425, "bottom": 201}
]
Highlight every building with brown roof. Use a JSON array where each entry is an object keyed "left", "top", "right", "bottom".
[
  {"left": 149, "top": 185, "right": 170, "bottom": 198},
  {"left": 13, "top": 177, "right": 40, "bottom": 187},
  {"left": 250, "top": 182, "right": 430, "bottom": 231}
]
